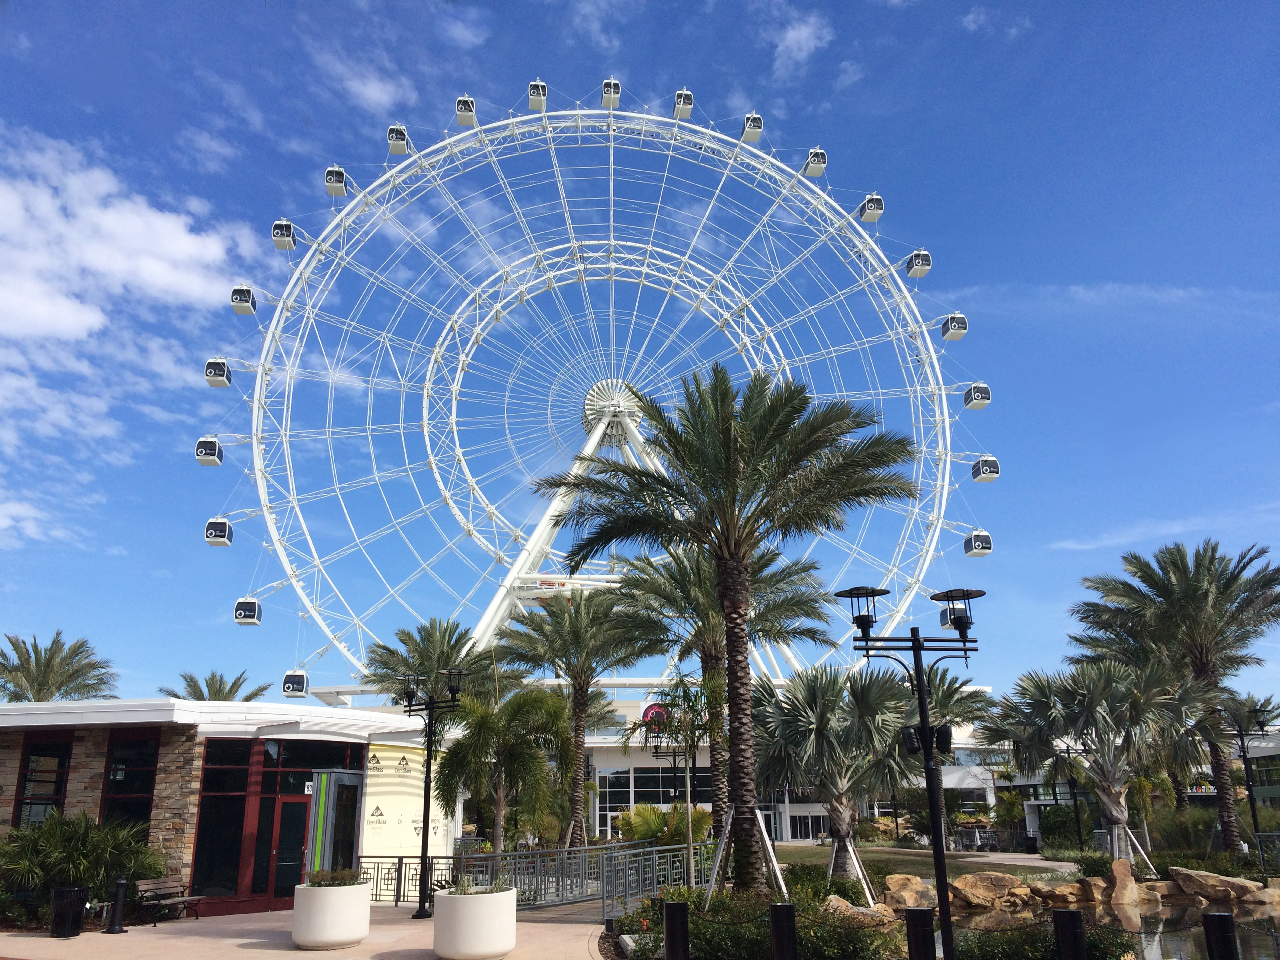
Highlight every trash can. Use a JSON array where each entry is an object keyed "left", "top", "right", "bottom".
[
  {"left": 1024, "top": 836, "right": 1039, "bottom": 855},
  {"left": 50, "top": 886, "right": 88, "bottom": 939}
]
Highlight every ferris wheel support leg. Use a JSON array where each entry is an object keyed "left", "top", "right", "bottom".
[{"left": 620, "top": 418, "right": 666, "bottom": 476}]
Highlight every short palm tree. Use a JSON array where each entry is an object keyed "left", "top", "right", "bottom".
[
  {"left": 538, "top": 364, "right": 916, "bottom": 891},
  {"left": 497, "top": 589, "right": 665, "bottom": 847},
  {"left": 1071, "top": 540, "right": 1280, "bottom": 852},
  {"left": 617, "top": 546, "right": 831, "bottom": 838},
  {"left": 0, "top": 631, "right": 117, "bottom": 702},
  {"left": 158, "top": 670, "right": 270, "bottom": 701}
]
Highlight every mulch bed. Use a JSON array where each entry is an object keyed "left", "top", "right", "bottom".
[{"left": 599, "top": 930, "right": 627, "bottom": 960}]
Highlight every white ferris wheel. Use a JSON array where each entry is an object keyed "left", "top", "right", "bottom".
[{"left": 199, "top": 79, "right": 997, "bottom": 691}]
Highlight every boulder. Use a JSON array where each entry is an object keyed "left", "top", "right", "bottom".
[
  {"left": 1079, "top": 877, "right": 1110, "bottom": 903},
  {"left": 1242, "top": 887, "right": 1280, "bottom": 906},
  {"left": 1144, "top": 881, "right": 1182, "bottom": 898},
  {"left": 1110, "top": 859, "right": 1139, "bottom": 906},
  {"left": 883, "top": 875, "right": 938, "bottom": 910},
  {"left": 1030, "top": 881, "right": 1086, "bottom": 906},
  {"left": 1169, "top": 867, "right": 1263, "bottom": 901},
  {"left": 824, "top": 895, "right": 898, "bottom": 922},
  {"left": 1135, "top": 883, "right": 1161, "bottom": 905},
  {"left": 948, "top": 872, "right": 1024, "bottom": 909},
  {"left": 1269, "top": 879, "right": 1280, "bottom": 890}
]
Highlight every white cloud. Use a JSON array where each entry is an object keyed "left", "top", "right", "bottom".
[
  {"left": 196, "top": 69, "right": 266, "bottom": 133},
  {"left": 0, "top": 499, "right": 49, "bottom": 549},
  {"left": 961, "top": 6, "right": 991, "bottom": 31},
  {"left": 307, "top": 45, "right": 418, "bottom": 114},
  {"left": 772, "top": 10, "right": 835, "bottom": 81},
  {"left": 835, "top": 60, "right": 866, "bottom": 89},
  {"left": 1049, "top": 502, "right": 1280, "bottom": 551},
  {"left": 437, "top": 8, "right": 491, "bottom": 50},
  {"left": 177, "top": 127, "right": 240, "bottom": 174},
  {"left": 1006, "top": 16, "right": 1032, "bottom": 40},
  {"left": 571, "top": 0, "right": 624, "bottom": 53}
]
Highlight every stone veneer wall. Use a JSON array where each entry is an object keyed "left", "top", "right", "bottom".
[
  {"left": 63, "top": 727, "right": 110, "bottom": 818},
  {"left": 0, "top": 732, "right": 23, "bottom": 836},
  {"left": 149, "top": 725, "right": 203, "bottom": 881}
]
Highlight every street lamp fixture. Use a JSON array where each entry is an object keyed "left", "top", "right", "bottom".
[
  {"left": 1221, "top": 705, "right": 1271, "bottom": 882},
  {"left": 834, "top": 585, "right": 985, "bottom": 960}
]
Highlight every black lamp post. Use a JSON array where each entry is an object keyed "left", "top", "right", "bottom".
[
  {"left": 1221, "top": 706, "right": 1270, "bottom": 881},
  {"left": 1057, "top": 744, "right": 1088, "bottom": 852},
  {"left": 835, "top": 585, "right": 984, "bottom": 960},
  {"left": 400, "top": 667, "right": 465, "bottom": 919}
]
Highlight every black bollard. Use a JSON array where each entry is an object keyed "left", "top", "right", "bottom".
[
  {"left": 1203, "top": 912, "right": 1240, "bottom": 960},
  {"left": 905, "top": 907, "right": 935, "bottom": 960},
  {"left": 664, "top": 901, "right": 689, "bottom": 960},
  {"left": 770, "top": 903, "right": 797, "bottom": 960},
  {"left": 1052, "top": 909, "right": 1086, "bottom": 960},
  {"left": 104, "top": 877, "right": 128, "bottom": 935}
]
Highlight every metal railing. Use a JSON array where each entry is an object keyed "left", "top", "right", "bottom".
[{"left": 601, "top": 841, "right": 718, "bottom": 919}]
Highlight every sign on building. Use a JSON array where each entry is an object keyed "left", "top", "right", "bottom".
[{"left": 360, "top": 743, "right": 454, "bottom": 857}]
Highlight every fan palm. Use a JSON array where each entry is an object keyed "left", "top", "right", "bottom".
[
  {"left": 497, "top": 589, "right": 666, "bottom": 847},
  {"left": 158, "top": 670, "right": 271, "bottom": 701},
  {"left": 617, "top": 546, "right": 831, "bottom": 838},
  {"left": 0, "top": 631, "right": 117, "bottom": 702},
  {"left": 1071, "top": 540, "right": 1280, "bottom": 852},
  {"left": 537, "top": 364, "right": 916, "bottom": 891}
]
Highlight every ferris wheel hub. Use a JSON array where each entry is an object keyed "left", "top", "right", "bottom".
[{"left": 582, "top": 379, "right": 642, "bottom": 448}]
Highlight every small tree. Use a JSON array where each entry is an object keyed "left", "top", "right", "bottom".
[
  {"left": 158, "top": 670, "right": 270, "bottom": 701},
  {"left": 0, "top": 631, "right": 117, "bottom": 702}
]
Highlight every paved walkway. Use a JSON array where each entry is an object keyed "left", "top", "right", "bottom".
[{"left": 0, "top": 904, "right": 603, "bottom": 960}]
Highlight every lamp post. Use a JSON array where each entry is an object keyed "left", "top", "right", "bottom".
[
  {"left": 400, "top": 667, "right": 465, "bottom": 919},
  {"left": 835, "top": 586, "right": 984, "bottom": 960},
  {"left": 1221, "top": 707, "right": 1269, "bottom": 882},
  {"left": 1057, "top": 744, "right": 1088, "bottom": 852}
]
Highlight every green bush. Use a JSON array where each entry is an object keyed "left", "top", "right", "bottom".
[
  {"left": 1040, "top": 849, "right": 1112, "bottom": 878},
  {"left": 891, "top": 835, "right": 926, "bottom": 850},
  {"left": 855, "top": 821, "right": 881, "bottom": 843},
  {"left": 1034, "top": 805, "right": 1080, "bottom": 849},
  {"left": 784, "top": 862, "right": 868, "bottom": 907},
  {"left": 306, "top": 868, "right": 361, "bottom": 887},
  {"left": 957, "top": 922, "right": 1135, "bottom": 960},
  {"left": 1149, "top": 850, "right": 1263, "bottom": 883}
]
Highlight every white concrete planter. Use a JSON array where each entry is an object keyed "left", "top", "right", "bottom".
[
  {"left": 291, "top": 882, "right": 371, "bottom": 950},
  {"left": 432, "top": 886, "right": 517, "bottom": 960}
]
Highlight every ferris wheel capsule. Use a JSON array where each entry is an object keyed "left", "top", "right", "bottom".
[
  {"left": 803, "top": 147, "right": 827, "bottom": 178},
  {"left": 941, "top": 313, "right": 968, "bottom": 341},
  {"left": 601, "top": 78, "right": 620, "bottom": 109},
  {"left": 964, "top": 382, "right": 991, "bottom": 409},
  {"left": 387, "top": 124, "right": 408, "bottom": 154},
  {"left": 964, "top": 529, "right": 993, "bottom": 557},
  {"left": 906, "top": 250, "right": 931, "bottom": 278},
  {"left": 673, "top": 89, "right": 693, "bottom": 120},
  {"left": 204, "top": 358, "right": 231, "bottom": 387},
  {"left": 272, "top": 219, "right": 296, "bottom": 251},
  {"left": 194, "top": 436, "right": 223, "bottom": 466},
  {"left": 325, "top": 165, "right": 347, "bottom": 197},
  {"left": 939, "top": 601, "right": 967, "bottom": 630},
  {"left": 230, "top": 285, "right": 256, "bottom": 315},
  {"left": 857, "top": 194, "right": 884, "bottom": 223},
  {"left": 741, "top": 113, "right": 763, "bottom": 142},
  {"left": 205, "top": 517, "right": 233, "bottom": 546},
  {"left": 282, "top": 670, "right": 308, "bottom": 698},
  {"left": 528, "top": 79, "right": 547, "bottom": 112},
  {"left": 233, "top": 597, "right": 262, "bottom": 625},
  {"left": 972, "top": 456, "right": 1000, "bottom": 482},
  {"left": 456, "top": 96, "right": 477, "bottom": 127}
]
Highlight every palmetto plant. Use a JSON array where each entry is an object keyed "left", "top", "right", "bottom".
[
  {"left": 538, "top": 364, "right": 916, "bottom": 891},
  {"left": 0, "top": 631, "right": 117, "bottom": 702},
  {"left": 497, "top": 589, "right": 665, "bottom": 848},
  {"left": 158, "top": 669, "right": 270, "bottom": 702}
]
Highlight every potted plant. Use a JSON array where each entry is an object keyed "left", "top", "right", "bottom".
[
  {"left": 292, "top": 869, "right": 370, "bottom": 950},
  {"left": 432, "top": 874, "right": 517, "bottom": 960}
]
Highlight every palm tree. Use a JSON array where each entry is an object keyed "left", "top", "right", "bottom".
[
  {"left": 158, "top": 670, "right": 271, "bottom": 701},
  {"left": 434, "top": 689, "right": 561, "bottom": 854},
  {"left": 537, "top": 364, "right": 917, "bottom": 891},
  {"left": 497, "top": 589, "right": 665, "bottom": 847},
  {"left": 617, "top": 546, "right": 831, "bottom": 838},
  {"left": 0, "top": 631, "right": 117, "bottom": 702},
  {"left": 1071, "top": 540, "right": 1280, "bottom": 852}
]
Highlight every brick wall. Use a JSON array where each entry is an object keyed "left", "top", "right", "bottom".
[
  {"left": 0, "top": 731, "right": 23, "bottom": 835},
  {"left": 64, "top": 727, "right": 110, "bottom": 818},
  {"left": 149, "top": 726, "right": 203, "bottom": 880}
]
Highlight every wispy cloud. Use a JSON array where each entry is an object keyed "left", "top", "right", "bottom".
[
  {"left": 1049, "top": 503, "right": 1280, "bottom": 551},
  {"left": 571, "top": 0, "right": 624, "bottom": 53},
  {"left": 1006, "top": 16, "right": 1032, "bottom": 40},
  {"left": 835, "top": 60, "right": 866, "bottom": 89},
  {"left": 0, "top": 499, "right": 52, "bottom": 550},
  {"left": 960, "top": 6, "right": 991, "bottom": 32},
  {"left": 770, "top": 8, "right": 835, "bottom": 81},
  {"left": 437, "top": 7, "right": 492, "bottom": 50},
  {"left": 932, "top": 282, "right": 1280, "bottom": 325},
  {"left": 306, "top": 44, "right": 418, "bottom": 114},
  {"left": 177, "top": 127, "right": 239, "bottom": 174}
]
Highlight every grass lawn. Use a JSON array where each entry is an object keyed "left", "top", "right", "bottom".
[{"left": 774, "top": 843, "right": 1067, "bottom": 882}]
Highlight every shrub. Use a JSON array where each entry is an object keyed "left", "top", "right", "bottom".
[
  {"left": 306, "top": 868, "right": 361, "bottom": 887},
  {"left": 957, "top": 922, "right": 1135, "bottom": 960},
  {"left": 784, "top": 862, "right": 868, "bottom": 907},
  {"left": 615, "top": 803, "right": 712, "bottom": 845},
  {"left": 1039, "top": 848, "right": 1112, "bottom": 878},
  {"left": 1034, "top": 805, "right": 1080, "bottom": 849},
  {"left": 855, "top": 820, "right": 881, "bottom": 843},
  {"left": 891, "top": 835, "right": 926, "bottom": 850},
  {"left": 1149, "top": 850, "right": 1263, "bottom": 883}
]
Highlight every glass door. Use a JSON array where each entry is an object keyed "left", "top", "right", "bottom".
[{"left": 273, "top": 799, "right": 310, "bottom": 899}]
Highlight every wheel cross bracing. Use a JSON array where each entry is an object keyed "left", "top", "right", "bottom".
[{"left": 202, "top": 94, "right": 994, "bottom": 686}]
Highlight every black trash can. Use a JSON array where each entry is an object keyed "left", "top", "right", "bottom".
[
  {"left": 50, "top": 886, "right": 88, "bottom": 939},
  {"left": 1024, "top": 836, "right": 1039, "bottom": 855}
]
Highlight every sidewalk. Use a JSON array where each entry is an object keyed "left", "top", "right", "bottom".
[{"left": 0, "top": 903, "right": 604, "bottom": 960}]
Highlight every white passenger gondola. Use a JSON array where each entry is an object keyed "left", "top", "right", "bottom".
[
  {"left": 230, "top": 285, "right": 256, "bottom": 315},
  {"left": 325, "top": 165, "right": 347, "bottom": 197},
  {"left": 905, "top": 250, "right": 931, "bottom": 278},
  {"left": 205, "top": 517, "right": 233, "bottom": 546},
  {"left": 204, "top": 358, "right": 231, "bottom": 388},
  {"left": 802, "top": 147, "right": 827, "bottom": 178},
  {"left": 941, "top": 313, "right": 968, "bottom": 341},
  {"left": 939, "top": 601, "right": 968, "bottom": 630},
  {"left": 857, "top": 193, "right": 884, "bottom": 223},
  {"left": 387, "top": 124, "right": 408, "bottom": 154},
  {"left": 741, "top": 113, "right": 763, "bottom": 142},
  {"left": 964, "top": 529, "right": 993, "bottom": 557},
  {"left": 673, "top": 89, "right": 693, "bottom": 120},
  {"left": 972, "top": 456, "right": 1000, "bottom": 482},
  {"left": 194, "top": 436, "right": 223, "bottom": 466},
  {"left": 233, "top": 598, "right": 262, "bottom": 625},
  {"left": 282, "top": 670, "right": 308, "bottom": 698},
  {"left": 456, "top": 96, "right": 477, "bottom": 127},
  {"left": 964, "top": 382, "right": 990, "bottom": 409},
  {"left": 528, "top": 79, "right": 547, "bottom": 112},
  {"left": 601, "top": 78, "right": 620, "bottom": 109},
  {"left": 272, "top": 219, "right": 296, "bottom": 251}
]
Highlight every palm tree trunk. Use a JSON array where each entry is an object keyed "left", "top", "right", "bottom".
[
  {"left": 1169, "top": 770, "right": 1190, "bottom": 813},
  {"left": 717, "top": 553, "right": 764, "bottom": 894},
  {"left": 493, "top": 763, "right": 506, "bottom": 855},
  {"left": 1208, "top": 739, "right": 1244, "bottom": 853},
  {"left": 700, "top": 648, "right": 729, "bottom": 839},
  {"left": 828, "top": 799, "right": 855, "bottom": 880},
  {"left": 568, "top": 683, "right": 589, "bottom": 848}
]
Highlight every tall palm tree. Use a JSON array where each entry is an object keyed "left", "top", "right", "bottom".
[
  {"left": 617, "top": 546, "right": 831, "bottom": 838},
  {"left": 0, "top": 631, "right": 117, "bottom": 702},
  {"left": 497, "top": 589, "right": 666, "bottom": 847},
  {"left": 434, "top": 689, "right": 561, "bottom": 854},
  {"left": 537, "top": 364, "right": 917, "bottom": 891},
  {"left": 1071, "top": 540, "right": 1280, "bottom": 852},
  {"left": 158, "top": 670, "right": 270, "bottom": 701}
]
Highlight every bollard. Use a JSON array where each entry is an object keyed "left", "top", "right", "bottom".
[
  {"left": 664, "top": 901, "right": 689, "bottom": 960},
  {"left": 1052, "top": 909, "right": 1086, "bottom": 960},
  {"left": 905, "top": 907, "right": 935, "bottom": 960},
  {"left": 1203, "top": 912, "right": 1241, "bottom": 960},
  {"left": 104, "top": 877, "right": 128, "bottom": 935},
  {"left": 770, "top": 903, "right": 797, "bottom": 960}
]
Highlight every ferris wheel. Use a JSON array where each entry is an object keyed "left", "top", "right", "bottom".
[{"left": 199, "top": 78, "right": 997, "bottom": 686}]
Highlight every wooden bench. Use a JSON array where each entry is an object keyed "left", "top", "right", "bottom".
[{"left": 135, "top": 878, "right": 203, "bottom": 925}]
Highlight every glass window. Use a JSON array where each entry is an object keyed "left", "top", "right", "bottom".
[
  {"left": 598, "top": 770, "right": 631, "bottom": 811},
  {"left": 280, "top": 740, "right": 347, "bottom": 770},
  {"left": 204, "top": 740, "right": 252, "bottom": 767},
  {"left": 1255, "top": 755, "right": 1280, "bottom": 788},
  {"left": 202, "top": 768, "right": 249, "bottom": 793},
  {"left": 191, "top": 795, "right": 246, "bottom": 896},
  {"left": 102, "top": 735, "right": 159, "bottom": 831},
  {"left": 16, "top": 741, "right": 71, "bottom": 829}
]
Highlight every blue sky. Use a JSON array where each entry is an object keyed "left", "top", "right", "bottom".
[{"left": 0, "top": 1, "right": 1277, "bottom": 701}]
